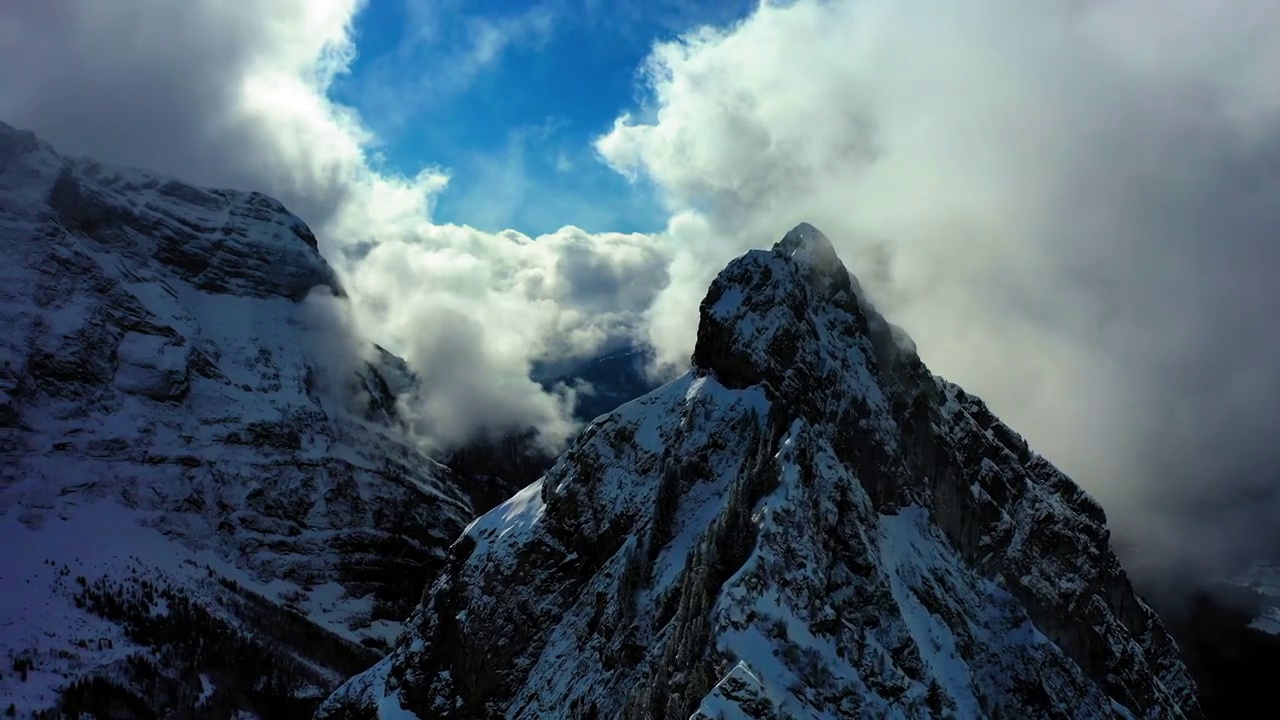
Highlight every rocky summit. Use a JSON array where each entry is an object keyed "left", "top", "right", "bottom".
[
  {"left": 318, "top": 223, "right": 1202, "bottom": 720},
  {"left": 0, "top": 122, "right": 493, "bottom": 718}
]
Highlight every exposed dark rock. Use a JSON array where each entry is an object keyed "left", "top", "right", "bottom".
[{"left": 440, "top": 431, "right": 550, "bottom": 515}]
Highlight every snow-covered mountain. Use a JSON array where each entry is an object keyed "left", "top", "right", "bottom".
[
  {"left": 0, "top": 118, "right": 1208, "bottom": 719},
  {"left": 319, "top": 223, "right": 1203, "bottom": 720},
  {"left": 0, "top": 122, "right": 490, "bottom": 718}
]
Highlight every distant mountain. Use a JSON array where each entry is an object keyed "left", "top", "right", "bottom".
[
  {"left": 319, "top": 224, "right": 1202, "bottom": 719},
  {"left": 0, "top": 122, "right": 496, "bottom": 719},
  {"left": 1139, "top": 563, "right": 1280, "bottom": 718},
  {"left": 435, "top": 344, "right": 661, "bottom": 506},
  {"left": 533, "top": 345, "right": 661, "bottom": 423}
]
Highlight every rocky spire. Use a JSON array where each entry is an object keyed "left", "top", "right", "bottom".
[
  {"left": 774, "top": 221, "right": 847, "bottom": 288},
  {"left": 319, "top": 223, "right": 1202, "bottom": 720}
]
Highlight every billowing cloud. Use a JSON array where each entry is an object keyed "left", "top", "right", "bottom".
[
  {"left": 0, "top": 0, "right": 669, "bottom": 450},
  {"left": 599, "top": 0, "right": 1280, "bottom": 575},
  {"left": 6, "top": 0, "right": 1280, "bottom": 581},
  {"left": 343, "top": 224, "right": 668, "bottom": 450},
  {"left": 0, "top": 0, "right": 425, "bottom": 233}
]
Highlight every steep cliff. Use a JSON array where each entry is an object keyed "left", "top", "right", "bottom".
[{"left": 319, "top": 223, "right": 1202, "bottom": 720}]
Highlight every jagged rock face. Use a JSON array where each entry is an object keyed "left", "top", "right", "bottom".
[
  {"left": 318, "top": 223, "right": 1202, "bottom": 720},
  {"left": 0, "top": 122, "right": 481, "bottom": 717}
]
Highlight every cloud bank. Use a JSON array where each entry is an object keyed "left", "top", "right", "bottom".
[
  {"left": 598, "top": 0, "right": 1280, "bottom": 575},
  {"left": 4, "top": 0, "right": 1280, "bottom": 575}
]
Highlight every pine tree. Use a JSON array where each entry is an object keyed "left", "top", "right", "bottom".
[
  {"left": 649, "top": 458, "right": 681, "bottom": 562},
  {"left": 926, "top": 677, "right": 945, "bottom": 714}
]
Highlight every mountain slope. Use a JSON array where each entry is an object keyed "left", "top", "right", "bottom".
[
  {"left": 318, "top": 223, "right": 1202, "bottom": 719},
  {"left": 0, "top": 122, "right": 485, "bottom": 718}
]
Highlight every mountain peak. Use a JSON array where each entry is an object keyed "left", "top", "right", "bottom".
[
  {"left": 691, "top": 224, "right": 878, "bottom": 405},
  {"left": 318, "top": 226, "right": 1202, "bottom": 720},
  {"left": 775, "top": 220, "right": 836, "bottom": 262},
  {"left": 0, "top": 119, "right": 44, "bottom": 157},
  {"left": 773, "top": 221, "right": 851, "bottom": 294}
]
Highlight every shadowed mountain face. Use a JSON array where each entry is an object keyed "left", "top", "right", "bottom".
[
  {"left": 435, "top": 345, "right": 666, "bottom": 511},
  {"left": 533, "top": 345, "right": 661, "bottom": 424},
  {"left": 0, "top": 122, "right": 497, "bottom": 719},
  {"left": 318, "top": 223, "right": 1202, "bottom": 720}
]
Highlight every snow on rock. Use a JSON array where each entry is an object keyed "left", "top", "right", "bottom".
[
  {"left": 113, "top": 331, "right": 190, "bottom": 400},
  {"left": 318, "top": 223, "right": 1203, "bottom": 720},
  {"left": 0, "top": 121, "right": 485, "bottom": 717},
  {"left": 691, "top": 662, "right": 777, "bottom": 720}
]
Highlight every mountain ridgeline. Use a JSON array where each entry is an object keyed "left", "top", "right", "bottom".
[
  {"left": 317, "top": 224, "right": 1203, "bottom": 719},
  {"left": 0, "top": 120, "right": 1210, "bottom": 719}
]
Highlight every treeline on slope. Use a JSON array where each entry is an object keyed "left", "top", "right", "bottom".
[
  {"left": 440, "top": 430, "right": 551, "bottom": 515},
  {"left": 333, "top": 524, "right": 446, "bottom": 628},
  {"left": 28, "top": 572, "right": 381, "bottom": 719},
  {"left": 594, "top": 406, "right": 785, "bottom": 719}
]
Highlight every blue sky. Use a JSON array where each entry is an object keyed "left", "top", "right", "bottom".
[{"left": 331, "top": 0, "right": 757, "bottom": 236}]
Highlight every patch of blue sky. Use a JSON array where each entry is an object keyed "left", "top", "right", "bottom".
[{"left": 329, "top": 0, "right": 755, "bottom": 235}]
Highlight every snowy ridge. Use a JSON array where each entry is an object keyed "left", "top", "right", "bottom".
[
  {"left": 318, "top": 224, "right": 1202, "bottom": 719},
  {"left": 0, "top": 122, "right": 482, "bottom": 717}
]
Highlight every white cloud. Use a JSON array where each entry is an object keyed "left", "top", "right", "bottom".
[
  {"left": 0, "top": 0, "right": 668, "bottom": 451},
  {"left": 343, "top": 223, "right": 669, "bottom": 450},
  {"left": 6, "top": 0, "right": 1280, "bottom": 578},
  {"left": 599, "top": 0, "right": 1280, "bottom": 573}
]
